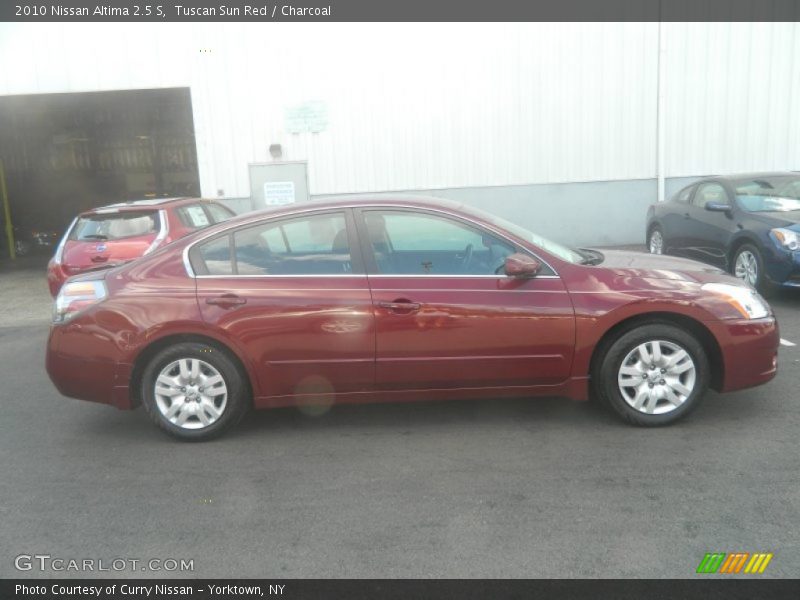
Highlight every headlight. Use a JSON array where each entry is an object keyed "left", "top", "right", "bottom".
[
  {"left": 701, "top": 283, "right": 769, "bottom": 319},
  {"left": 53, "top": 280, "right": 107, "bottom": 323},
  {"left": 771, "top": 227, "right": 800, "bottom": 250}
]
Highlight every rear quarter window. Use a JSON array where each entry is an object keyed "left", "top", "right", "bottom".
[
  {"left": 176, "top": 205, "right": 212, "bottom": 229},
  {"left": 176, "top": 203, "right": 235, "bottom": 230}
]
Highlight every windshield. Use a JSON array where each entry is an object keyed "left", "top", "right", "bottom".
[
  {"left": 69, "top": 211, "right": 159, "bottom": 241},
  {"left": 733, "top": 176, "right": 800, "bottom": 213},
  {"left": 457, "top": 204, "right": 586, "bottom": 264}
]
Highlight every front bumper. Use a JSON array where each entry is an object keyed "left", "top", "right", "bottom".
[
  {"left": 763, "top": 245, "right": 800, "bottom": 288},
  {"left": 705, "top": 316, "right": 779, "bottom": 393}
]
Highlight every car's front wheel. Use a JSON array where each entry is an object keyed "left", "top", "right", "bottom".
[
  {"left": 593, "top": 323, "right": 710, "bottom": 426},
  {"left": 732, "top": 243, "right": 776, "bottom": 296},
  {"left": 141, "top": 342, "right": 248, "bottom": 441}
]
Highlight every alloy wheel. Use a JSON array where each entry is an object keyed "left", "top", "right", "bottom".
[
  {"left": 734, "top": 250, "right": 758, "bottom": 287},
  {"left": 617, "top": 340, "right": 696, "bottom": 415}
]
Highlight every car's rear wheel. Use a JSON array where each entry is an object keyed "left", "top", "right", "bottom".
[
  {"left": 732, "top": 243, "right": 776, "bottom": 296},
  {"left": 593, "top": 323, "right": 710, "bottom": 426},
  {"left": 141, "top": 342, "right": 248, "bottom": 441},
  {"left": 648, "top": 226, "right": 664, "bottom": 255}
]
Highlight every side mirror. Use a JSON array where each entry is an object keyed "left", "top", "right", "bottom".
[
  {"left": 705, "top": 202, "right": 731, "bottom": 213},
  {"left": 504, "top": 253, "right": 541, "bottom": 278}
]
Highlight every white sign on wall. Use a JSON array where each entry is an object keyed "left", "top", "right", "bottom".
[{"left": 264, "top": 181, "right": 296, "bottom": 206}]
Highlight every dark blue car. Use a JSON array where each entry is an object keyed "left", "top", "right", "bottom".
[{"left": 646, "top": 172, "right": 800, "bottom": 294}]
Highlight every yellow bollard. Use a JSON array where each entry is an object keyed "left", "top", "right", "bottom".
[{"left": 0, "top": 159, "right": 14, "bottom": 260}]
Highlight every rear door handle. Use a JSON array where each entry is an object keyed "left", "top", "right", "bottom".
[
  {"left": 378, "top": 300, "right": 421, "bottom": 313},
  {"left": 91, "top": 255, "right": 109, "bottom": 263},
  {"left": 206, "top": 294, "right": 247, "bottom": 308}
]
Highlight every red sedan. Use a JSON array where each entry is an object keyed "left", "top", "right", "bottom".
[
  {"left": 46, "top": 197, "right": 779, "bottom": 440},
  {"left": 47, "top": 197, "right": 235, "bottom": 296}
]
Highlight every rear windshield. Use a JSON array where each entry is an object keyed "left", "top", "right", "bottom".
[{"left": 69, "top": 211, "right": 159, "bottom": 241}]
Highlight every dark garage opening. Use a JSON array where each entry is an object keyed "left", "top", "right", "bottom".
[{"left": 0, "top": 87, "right": 200, "bottom": 258}]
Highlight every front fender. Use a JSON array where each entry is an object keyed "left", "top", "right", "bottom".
[{"left": 569, "top": 288, "right": 732, "bottom": 380}]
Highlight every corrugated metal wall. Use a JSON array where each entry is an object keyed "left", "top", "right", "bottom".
[
  {"left": 0, "top": 22, "right": 797, "bottom": 200},
  {"left": 187, "top": 22, "right": 659, "bottom": 197},
  {"left": 663, "top": 22, "right": 800, "bottom": 177}
]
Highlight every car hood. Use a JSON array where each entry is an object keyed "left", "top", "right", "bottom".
[
  {"left": 587, "top": 249, "right": 728, "bottom": 283},
  {"left": 744, "top": 210, "right": 800, "bottom": 228}
]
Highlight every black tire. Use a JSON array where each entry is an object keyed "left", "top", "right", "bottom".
[
  {"left": 647, "top": 226, "right": 664, "bottom": 255},
  {"left": 141, "top": 341, "right": 249, "bottom": 441},
  {"left": 731, "top": 243, "right": 777, "bottom": 297},
  {"left": 592, "top": 323, "right": 710, "bottom": 426}
]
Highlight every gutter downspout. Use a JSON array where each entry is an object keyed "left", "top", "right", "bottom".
[{"left": 656, "top": 20, "right": 666, "bottom": 203}]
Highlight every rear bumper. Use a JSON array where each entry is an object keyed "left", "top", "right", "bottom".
[
  {"left": 45, "top": 326, "right": 134, "bottom": 409},
  {"left": 705, "top": 316, "right": 779, "bottom": 393}
]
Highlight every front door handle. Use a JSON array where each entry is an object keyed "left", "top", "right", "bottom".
[
  {"left": 378, "top": 300, "right": 421, "bottom": 313},
  {"left": 206, "top": 294, "right": 247, "bottom": 308}
]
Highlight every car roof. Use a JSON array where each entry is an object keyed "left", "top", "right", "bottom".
[
  {"left": 202, "top": 194, "right": 469, "bottom": 230},
  {"left": 82, "top": 197, "right": 214, "bottom": 216},
  {"left": 167, "top": 195, "right": 494, "bottom": 250},
  {"left": 700, "top": 171, "right": 800, "bottom": 184}
]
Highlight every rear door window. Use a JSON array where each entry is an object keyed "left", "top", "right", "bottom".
[
  {"left": 190, "top": 211, "right": 353, "bottom": 276},
  {"left": 234, "top": 212, "right": 351, "bottom": 275},
  {"left": 69, "top": 211, "right": 159, "bottom": 241},
  {"left": 197, "top": 235, "right": 234, "bottom": 276}
]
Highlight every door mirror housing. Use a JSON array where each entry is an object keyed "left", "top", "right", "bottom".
[
  {"left": 504, "top": 253, "right": 542, "bottom": 278},
  {"left": 705, "top": 202, "right": 731, "bottom": 213}
]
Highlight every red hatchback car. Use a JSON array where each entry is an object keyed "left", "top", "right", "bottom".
[
  {"left": 46, "top": 197, "right": 779, "bottom": 440},
  {"left": 47, "top": 197, "right": 235, "bottom": 296}
]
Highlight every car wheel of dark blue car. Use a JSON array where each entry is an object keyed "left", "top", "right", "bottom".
[{"left": 732, "top": 244, "right": 776, "bottom": 296}]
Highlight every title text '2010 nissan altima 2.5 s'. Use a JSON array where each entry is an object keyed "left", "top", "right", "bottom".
[{"left": 46, "top": 197, "right": 779, "bottom": 440}]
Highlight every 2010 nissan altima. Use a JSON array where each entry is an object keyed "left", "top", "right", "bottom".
[{"left": 46, "top": 197, "right": 779, "bottom": 440}]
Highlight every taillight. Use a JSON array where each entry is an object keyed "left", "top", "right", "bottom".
[
  {"left": 52, "top": 217, "right": 78, "bottom": 265},
  {"left": 53, "top": 280, "right": 107, "bottom": 323}
]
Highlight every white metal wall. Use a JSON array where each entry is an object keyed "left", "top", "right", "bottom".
[
  {"left": 0, "top": 22, "right": 798, "bottom": 200},
  {"left": 662, "top": 22, "right": 800, "bottom": 177}
]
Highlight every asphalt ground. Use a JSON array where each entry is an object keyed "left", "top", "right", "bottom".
[{"left": 0, "top": 257, "right": 798, "bottom": 579}]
